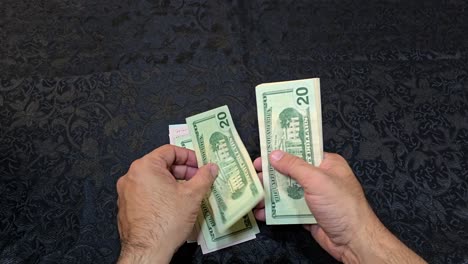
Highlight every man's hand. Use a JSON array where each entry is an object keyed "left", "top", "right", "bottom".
[
  {"left": 254, "top": 151, "right": 426, "bottom": 264},
  {"left": 116, "top": 145, "right": 218, "bottom": 264}
]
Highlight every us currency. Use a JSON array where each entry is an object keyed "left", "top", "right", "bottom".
[
  {"left": 173, "top": 134, "right": 194, "bottom": 149},
  {"left": 169, "top": 124, "right": 190, "bottom": 144},
  {"left": 170, "top": 127, "right": 260, "bottom": 253},
  {"left": 197, "top": 187, "right": 259, "bottom": 254},
  {"left": 256, "top": 78, "right": 323, "bottom": 225},
  {"left": 186, "top": 105, "right": 264, "bottom": 233}
]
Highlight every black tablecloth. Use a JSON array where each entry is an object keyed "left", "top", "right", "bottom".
[{"left": 1, "top": 0, "right": 468, "bottom": 263}]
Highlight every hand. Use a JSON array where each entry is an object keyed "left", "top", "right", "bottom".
[
  {"left": 254, "top": 151, "right": 426, "bottom": 264},
  {"left": 253, "top": 152, "right": 369, "bottom": 258},
  {"left": 116, "top": 145, "right": 218, "bottom": 264}
]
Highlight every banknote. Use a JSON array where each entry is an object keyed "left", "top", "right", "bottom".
[
  {"left": 169, "top": 124, "right": 189, "bottom": 144},
  {"left": 170, "top": 128, "right": 260, "bottom": 253},
  {"left": 174, "top": 135, "right": 194, "bottom": 150},
  {"left": 197, "top": 197, "right": 259, "bottom": 254},
  {"left": 186, "top": 105, "right": 264, "bottom": 232},
  {"left": 256, "top": 78, "right": 323, "bottom": 225}
]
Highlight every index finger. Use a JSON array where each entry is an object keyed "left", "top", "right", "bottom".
[
  {"left": 145, "top": 144, "right": 198, "bottom": 169},
  {"left": 253, "top": 157, "right": 262, "bottom": 172}
]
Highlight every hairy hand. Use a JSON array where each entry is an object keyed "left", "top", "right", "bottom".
[
  {"left": 253, "top": 151, "right": 371, "bottom": 259},
  {"left": 116, "top": 145, "right": 218, "bottom": 263},
  {"left": 269, "top": 151, "right": 373, "bottom": 260},
  {"left": 254, "top": 151, "right": 426, "bottom": 264}
]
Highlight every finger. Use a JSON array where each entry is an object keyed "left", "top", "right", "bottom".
[
  {"left": 253, "top": 157, "right": 262, "bottom": 172},
  {"left": 309, "top": 224, "right": 320, "bottom": 236},
  {"left": 318, "top": 152, "right": 344, "bottom": 169},
  {"left": 146, "top": 144, "right": 198, "bottom": 169},
  {"left": 253, "top": 208, "right": 265, "bottom": 222},
  {"left": 185, "top": 163, "right": 219, "bottom": 199},
  {"left": 322, "top": 152, "right": 346, "bottom": 163},
  {"left": 254, "top": 175, "right": 264, "bottom": 209},
  {"left": 171, "top": 164, "right": 199, "bottom": 180},
  {"left": 269, "top": 150, "right": 321, "bottom": 188},
  {"left": 256, "top": 171, "right": 264, "bottom": 189},
  {"left": 257, "top": 172, "right": 263, "bottom": 185},
  {"left": 255, "top": 198, "right": 264, "bottom": 209}
]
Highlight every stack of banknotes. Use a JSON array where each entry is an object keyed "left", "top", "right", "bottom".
[{"left": 168, "top": 78, "right": 323, "bottom": 253}]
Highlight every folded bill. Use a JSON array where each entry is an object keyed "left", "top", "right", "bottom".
[
  {"left": 256, "top": 78, "right": 323, "bottom": 225},
  {"left": 198, "top": 200, "right": 259, "bottom": 254},
  {"left": 186, "top": 105, "right": 264, "bottom": 233},
  {"left": 170, "top": 125, "right": 260, "bottom": 253}
]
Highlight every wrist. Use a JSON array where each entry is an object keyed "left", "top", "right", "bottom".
[
  {"left": 341, "top": 205, "right": 426, "bottom": 264},
  {"left": 341, "top": 212, "right": 389, "bottom": 264},
  {"left": 118, "top": 242, "right": 175, "bottom": 264}
]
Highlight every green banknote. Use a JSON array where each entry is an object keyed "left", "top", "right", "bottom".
[
  {"left": 169, "top": 124, "right": 190, "bottom": 145},
  {"left": 256, "top": 78, "right": 323, "bottom": 225},
  {"left": 174, "top": 134, "right": 194, "bottom": 150},
  {"left": 186, "top": 105, "right": 264, "bottom": 233},
  {"left": 197, "top": 202, "right": 259, "bottom": 254},
  {"left": 172, "top": 132, "right": 259, "bottom": 253}
]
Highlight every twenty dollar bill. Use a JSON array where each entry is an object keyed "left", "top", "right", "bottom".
[
  {"left": 171, "top": 132, "right": 259, "bottom": 253},
  {"left": 256, "top": 78, "right": 323, "bottom": 225},
  {"left": 186, "top": 105, "right": 264, "bottom": 232}
]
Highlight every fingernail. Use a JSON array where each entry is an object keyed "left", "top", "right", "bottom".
[
  {"left": 270, "top": 150, "right": 285, "bottom": 161},
  {"left": 210, "top": 163, "right": 219, "bottom": 176}
]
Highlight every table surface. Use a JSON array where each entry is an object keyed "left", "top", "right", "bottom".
[{"left": 1, "top": 0, "right": 468, "bottom": 263}]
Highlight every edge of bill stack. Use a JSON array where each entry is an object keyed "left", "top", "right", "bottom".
[
  {"left": 186, "top": 105, "right": 264, "bottom": 233},
  {"left": 255, "top": 78, "right": 323, "bottom": 225},
  {"left": 169, "top": 126, "right": 260, "bottom": 254}
]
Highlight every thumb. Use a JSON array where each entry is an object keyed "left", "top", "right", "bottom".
[
  {"left": 186, "top": 163, "right": 219, "bottom": 198},
  {"left": 269, "top": 150, "right": 321, "bottom": 189}
]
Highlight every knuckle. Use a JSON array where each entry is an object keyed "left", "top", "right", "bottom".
[
  {"left": 158, "top": 144, "right": 173, "bottom": 154},
  {"left": 288, "top": 155, "right": 306, "bottom": 169},
  {"left": 127, "top": 159, "right": 148, "bottom": 183},
  {"left": 153, "top": 154, "right": 167, "bottom": 168},
  {"left": 128, "top": 158, "right": 144, "bottom": 174},
  {"left": 329, "top": 153, "right": 345, "bottom": 163},
  {"left": 145, "top": 151, "right": 166, "bottom": 169},
  {"left": 116, "top": 176, "right": 126, "bottom": 194},
  {"left": 161, "top": 143, "right": 172, "bottom": 149}
]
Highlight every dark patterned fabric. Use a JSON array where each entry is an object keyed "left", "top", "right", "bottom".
[{"left": 1, "top": 0, "right": 467, "bottom": 263}]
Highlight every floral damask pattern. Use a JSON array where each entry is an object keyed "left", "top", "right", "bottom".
[{"left": 1, "top": 0, "right": 468, "bottom": 263}]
